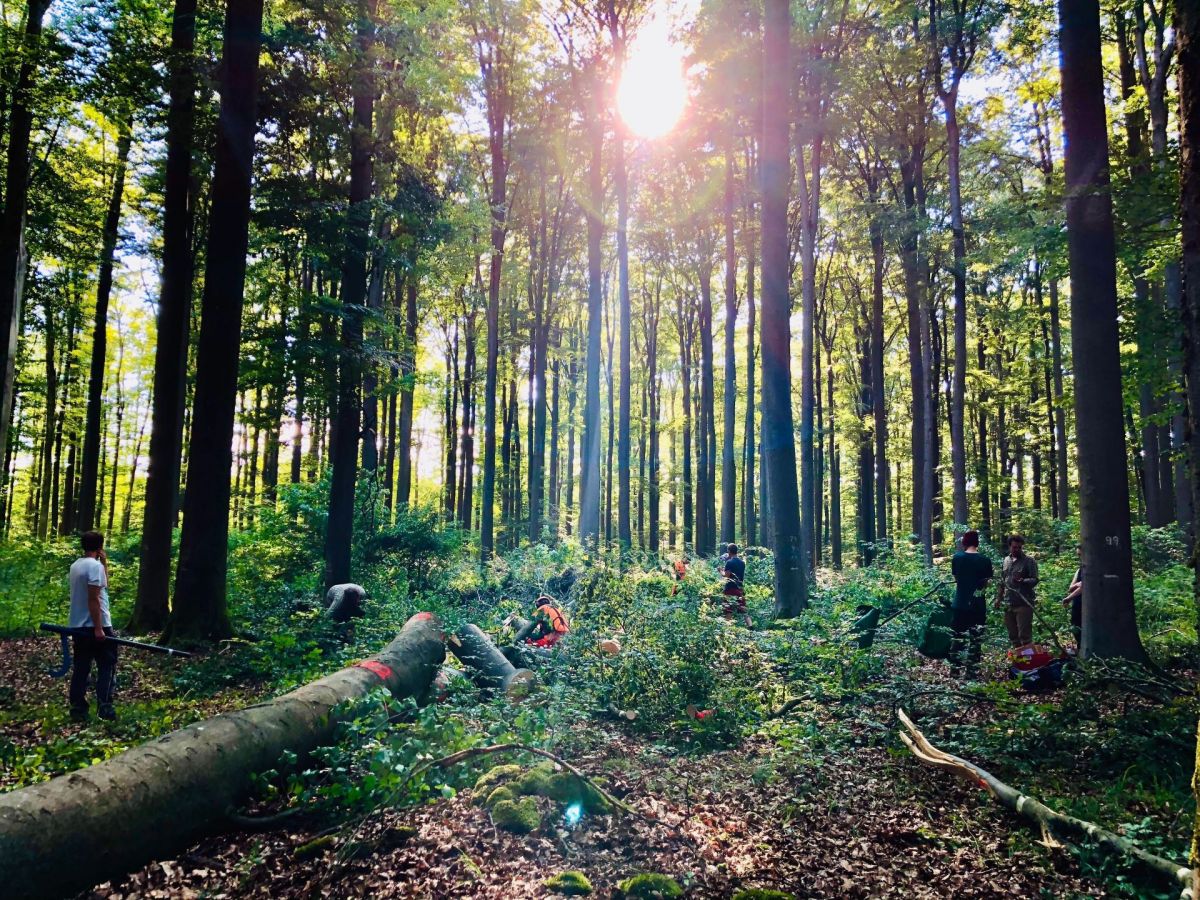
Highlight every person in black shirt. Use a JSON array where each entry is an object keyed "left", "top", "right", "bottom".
[
  {"left": 950, "top": 529, "right": 994, "bottom": 675},
  {"left": 721, "top": 544, "right": 750, "bottom": 626}
]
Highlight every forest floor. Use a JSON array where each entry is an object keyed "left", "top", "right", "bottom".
[
  {"left": 2, "top": 531, "right": 1196, "bottom": 899},
  {"left": 1, "top": 631, "right": 1116, "bottom": 899}
]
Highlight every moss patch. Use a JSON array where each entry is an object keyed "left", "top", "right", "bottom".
[
  {"left": 546, "top": 771, "right": 611, "bottom": 813},
  {"left": 484, "top": 785, "right": 517, "bottom": 809},
  {"left": 473, "top": 763, "right": 523, "bottom": 795},
  {"left": 514, "top": 763, "right": 556, "bottom": 796},
  {"left": 545, "top": 870, "right": 594, "bottom": 895},
  {"left": 490, "top": 796, "right": 542, "bottom": 834},
  {"left": 617, "top": 873, "right": 683, "bottom": 898}
]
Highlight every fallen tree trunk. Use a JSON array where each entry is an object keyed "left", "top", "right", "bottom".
[
  {"left": 0, "top": 612, "right": 445, "bottom": 900},
  {"left": 450, "top": 624, "right": 535, "bottom": 697},
  {"left": 898, "top": 709, "right": 1195, "bottom": 897}
]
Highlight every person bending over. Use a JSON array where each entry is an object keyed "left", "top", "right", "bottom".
[{"left": 721, "top": 544, "right": 751, "bottom": 627}]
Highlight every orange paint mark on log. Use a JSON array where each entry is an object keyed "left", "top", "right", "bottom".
[{"left": 355, "top": 660, "right": 394, "bottom": 680}]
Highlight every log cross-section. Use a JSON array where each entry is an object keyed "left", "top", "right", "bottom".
[{"left": 0, "top": 612, "right": 445, "bottom": 900}]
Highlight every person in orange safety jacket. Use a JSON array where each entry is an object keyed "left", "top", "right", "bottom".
[{"left": 526, "top": 597, "right": 569, "bottom": 648}]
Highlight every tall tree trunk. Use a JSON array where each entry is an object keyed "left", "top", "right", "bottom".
[
  {"left": 722, "top": 136, "right": 738, "bottom": 546},
  {"left": 0, "top": 0, "right": 51, "bottom": 506},
  {"left": 900, "top": 139, "right": 931, "bottom": 560},
  {"left": 133, "top": 0, "right": 197, "bottom": 632},
  {"left": 78, "top": 123, "right": 133, "bottom": 532},
  {"left": 648, "top": 283, "right": 660, "bottom": 553},
  {"left": 679, "top": 302, "right": 694, "bottom": 551},
  {"left": 37, "top": 296, "right": 56, "bottom": 540},
  {"left": 743, "top": 241, "right": 757, "bottom": 546},
  {"left": 580, "top": 113, "right": 604, "bottom": 548},
  {"left": 1059, "top": 0, "right": 1148, "bottom": 662},
  {"left": 870, "top": 195, "right": 888, "bottom": 542},
  {"left": 549, "top": 341, "right": 561, "bottom": 533},
  {"left": 166, "top": 0, "right": 266, "bottom": 642},
  {"left": 397, "top": 281, "right": 418, "bottom": 506},
  {"left": 828, "top": 342, "right": 841, "bottom": 568},
  {"left": 457, "top": 311, "right": 476, "bottom": 530},
  {"left": 323, "top": 0, "right": 376, "bottom": 588},
  {"left": 1178, "top": 0, "right": 1200, "bottom": 635},
  {"left": 698, "top": 269, "right": 716, "bottom": 556},
  {"left": 604, "top": 284, "right": 614, "bottom": 545},
  {"left": 615, "top": 127, "right": 632, "bottom": 551},
  {"left": 443, "top": 323, "right": 459, "bottom": 520},
  {"left": 944, "top": 93, "right": 969, "bottom": 526},
  {"left": 565, "top": 331, "right": 578, "bottom": 535},
  {"left": 857, "top": 318, "right": 876, "bottom": 564},
  {"left": 763, "top": 0, "right": 807, "bottom": 614}
]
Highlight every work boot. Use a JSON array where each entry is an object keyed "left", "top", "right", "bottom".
[
  {"left": 97, "top": 704, "right": 116, "bottom": 721},
  {"left": 69, "top": 705, "right": 88, "bottom": 723}
]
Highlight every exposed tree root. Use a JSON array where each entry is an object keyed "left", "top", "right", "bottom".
[{"left": 897, "top": 708, "right": 1195, "bottom": 898}]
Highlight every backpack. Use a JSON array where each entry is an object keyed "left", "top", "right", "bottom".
[{"left": 918, "top": 605, "right": 955, "bottom": 659}]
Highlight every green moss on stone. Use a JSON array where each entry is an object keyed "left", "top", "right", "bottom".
[
  {"left": 490, "top": 796, "right": 542, "bottom": 834},
  {"left": 514, "top": 766, "right": 556, "bottom": 796},
  {"left": 473, "top": 763, "right": 523, "bottom": 795},
  {"left": 545, "top": 871, "right": 594, "bottom": 895},
  {"left": 617, "top": 873, "right": 683, "bottom": 899},
  {"left": 546, "top": 772, "right": 611, "bottom": 813},
  {"left": 485, "top": 785, "right": 517, "bottom": 809},
  {"left": 731, "top": 891, "right": 795, "bottom": 900}
]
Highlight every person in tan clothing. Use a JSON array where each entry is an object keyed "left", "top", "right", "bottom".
[{"left": 996, "top": 535, "right": 1038, "bottom": 647}]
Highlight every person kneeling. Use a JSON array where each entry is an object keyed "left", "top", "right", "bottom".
[{"left": 525, "top": 597, "right": 569, "bottom": 649}]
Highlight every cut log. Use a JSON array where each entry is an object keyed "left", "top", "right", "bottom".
[
  {"left": 511, "top": 615, "right": 537, "bottom": 644},
  {"left": 450, "top": 624, "right": 536, "bottom": 697},
  {"left": 0, "top": 612, "right": 445, "bottom": 900},
  {"left": 325, "top": 582, "right": 366, "bottom": 622},
  {"left": 897, "top": 709, "right": 1195, "bottom": 896},
  {"left": 422, "top": 664, "right": 465, "bottom": 704}
]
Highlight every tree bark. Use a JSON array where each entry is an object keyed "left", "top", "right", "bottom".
[
  {"left": 166, "top": 0, "right": 266, "bottom": 642},
  {"left": 763, "top": 0, "right": 807, "bottom": 615},
  {"left": 580, "top": 109, "right": 604, "bottom": 548},
  {"left": 615, "top": 126, "right": 632, "bottom": 551},
  {"left": 722, "top": 135, "right": 738, "bottom": 546},
  {"left": 78, "top": 123, "right": 133, "bottom": 531},
  {"left": 698, "top": 267, "right": 716, "bottom": 556},
  {"left": 870, "top": 192, "right": 888, "bottom": 543},
  {"left": 0, "top": 0, "right": 51, "bottom": 507},
  {"left": 397, "top": 281, "right": 418, "bottom": 506},
  {"left": 0, "top": 614, "right": 444, "bottom": 900},
  {"left": 132, "top": 0, "right": 197, "bottom": 631},
  {"left": 1059, "top": 0, "right": 1148, "bottom": 662},
  {"left": 323, "top": 0, "right": 377, "bottom": 588},
  {"left": 1179, "top": 0, "right": 1200, "bottom": 637}
]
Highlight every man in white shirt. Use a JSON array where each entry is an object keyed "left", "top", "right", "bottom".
[{"left": 68, "top": 530, "right": 116, "bottom": 721}]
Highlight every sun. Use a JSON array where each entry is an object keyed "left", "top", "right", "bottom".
[{"left": 617, "top": 26, "right": 688, "bottom": 140}]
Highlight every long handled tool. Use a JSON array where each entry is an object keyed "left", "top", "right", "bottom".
[{"left": 39, "top": 622, "right": 192, "bottom": 678}]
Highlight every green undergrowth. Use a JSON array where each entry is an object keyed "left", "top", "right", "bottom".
[{"left": 1, "top": 502, "right": 1197, "bottom": 898}]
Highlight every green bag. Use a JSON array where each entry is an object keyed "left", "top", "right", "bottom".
[
  {"left": 918, "top": 606, "right": 955, "bottom": 659},
  {"left": 851, "top": 604, "right": 881, "bottom": 649}
]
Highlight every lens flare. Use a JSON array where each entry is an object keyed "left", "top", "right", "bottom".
[
  {"left": 564, "top": 801, "right": 584, "bottom": 826},
  {"left": 617, "top": 26, "right": 687, "bottom": 139}
]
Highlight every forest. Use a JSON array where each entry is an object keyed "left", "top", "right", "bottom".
[{"left": 2, "top": 0, "right": 1200, "bottom": 896}]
